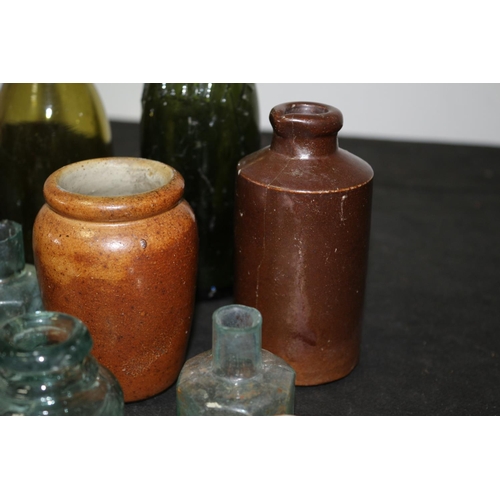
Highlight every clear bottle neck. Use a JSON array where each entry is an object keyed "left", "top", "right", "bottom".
[
  {"left": 212, "top": 305, "right": 263, "bottom": 378},
  {"left": 0, "top": 220, "right": 25, "bottom": 279}
]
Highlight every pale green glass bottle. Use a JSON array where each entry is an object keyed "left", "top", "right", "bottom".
[
  {"left": 176, "top": 304, "right": 295, "bottom": 416},
  {"left": 0, "top": 219, "right": 42, "bottom": 326},
  {"left": 0, "top": 83, "right": 113, "bottom": 263},
  {"left": 0, "top": 312, "right": 124, "bottom": 416}
]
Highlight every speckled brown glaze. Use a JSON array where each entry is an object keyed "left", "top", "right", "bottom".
[
  {"left": 234, "top": 102, "right": 373, "bottom": 386},
  {"left": 33, "top": 157, "right": 198, "bottom": 402}
]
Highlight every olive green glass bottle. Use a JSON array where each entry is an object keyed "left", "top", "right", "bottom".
[
  {"left": 140, "top": 83, "right": 260, "bottom": 299},
  {"left": 0, "top": 83, "right": 113, "bottom": 263}
]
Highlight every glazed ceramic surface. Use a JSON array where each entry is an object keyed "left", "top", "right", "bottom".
[
  {"left": 234, "top": 102, "right": 373, "bottom": 386},
  {"left": 33, "top": 157, "right": 198, "bottom": 402}
]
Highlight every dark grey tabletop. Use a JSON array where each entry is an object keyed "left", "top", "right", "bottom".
[{"left": 111, "top": 121, "right": 500, "bottom": 416}]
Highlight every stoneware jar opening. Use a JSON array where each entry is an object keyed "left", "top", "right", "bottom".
[{"left": 44, "top": 157, "right": 183, "bottom": 222}]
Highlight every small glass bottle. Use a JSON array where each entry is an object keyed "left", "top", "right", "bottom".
[
  {"left": 176, "top": 304, "right": 295, "bottom": 416},
  {"left": 0, "top": 220, "right": 42, "bottom": 326},
  {"left": 0, "top": 311, "right": 124, "bottom": 416}
]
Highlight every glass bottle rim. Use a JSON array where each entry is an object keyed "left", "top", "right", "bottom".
[
  {"left": 0, "top": 311, "right": 92, "bottom": 372},
  {"left": 0, "top": 219, "right": 21, "bottom": 243},
  {"left": 213, "top": 304, "right": 262, "bottom": 332}
]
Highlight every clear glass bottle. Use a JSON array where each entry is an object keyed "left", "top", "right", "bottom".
[
  {"left": 0, "top": 83, "right": 113, "bottom": 263},
  {"left": 140, "top": 83, "right": 260, "bottom": 299},
  {"left": 0, "top": 311, "right": 124, "bottom": 416},
  {"left": 0, "top": 220, "right": 42, "bottom": 326},
  {"left": 176, "top": 304, "right": 295, "bottom": 416}
]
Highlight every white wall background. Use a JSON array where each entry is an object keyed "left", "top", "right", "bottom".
[
  {"left": 94, "top": 83, "right": 500, "bottom": 147},
  {"left": 1, "top": 83, "right": 498, "bottom": 147}
]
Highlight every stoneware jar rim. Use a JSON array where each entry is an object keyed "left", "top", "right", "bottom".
[{"left": 42, "top": 157, "right": 184, "bottom": 222}]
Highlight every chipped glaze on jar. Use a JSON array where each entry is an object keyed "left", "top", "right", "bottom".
[
  {"left": 33, "top": 157, "right": 198, "bottom": 402},
  {"left": 234, "top": 102, "right": 373, "bottom": 386}
]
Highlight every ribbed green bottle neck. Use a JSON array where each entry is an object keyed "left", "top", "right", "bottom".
[{"left": 142, "top": 83, "right": 255, "bottom": 104}]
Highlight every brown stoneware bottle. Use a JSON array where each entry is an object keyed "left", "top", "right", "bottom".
[
  {"left": 33, "top": 157, "right": 198, "bottom": 402},
  {"left": 234, "top": 102, "right": 373, "bottom": 386}
]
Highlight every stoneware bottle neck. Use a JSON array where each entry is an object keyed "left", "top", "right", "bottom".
[
  {"left": 270, "top": 101, "right": 343, "bottom": 158},
  {"left": 212, "top": 305, "right": 263, "bottom": 379}
]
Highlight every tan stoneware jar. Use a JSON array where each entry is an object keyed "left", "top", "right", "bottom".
[
  {"left": 33, "top": 157, "right": 198, "bottom": 402},
  {"left": 234, "top": 102, "right": 373, "bottom": 386}
]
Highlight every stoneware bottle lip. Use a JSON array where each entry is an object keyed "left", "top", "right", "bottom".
[
  {"left": 269, "top": 101, "right": 344, "bottom": 160},
  {"left": 42, "top": 157, "right": 184, "bottom": 223},
  {"left": 270, "top": 101, "right": 343, "bottom": 138}
]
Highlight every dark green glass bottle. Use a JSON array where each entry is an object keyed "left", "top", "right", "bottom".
[
  {"left": 140, "top": 83, "right": 260, "bottom": 299},
  {"left": 0, "top": 83, "right": 113, "bottom": 263}
]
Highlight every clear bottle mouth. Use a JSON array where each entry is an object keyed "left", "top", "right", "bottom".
[
  {"left": 214, "top": 304, "right": 262, "bottom": 331},
  {"left": 0, "top": 312, "right": 92, "bottom": 372},
  {"left": 212, "top": 305, "right": 263, "bottom": 378}
]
